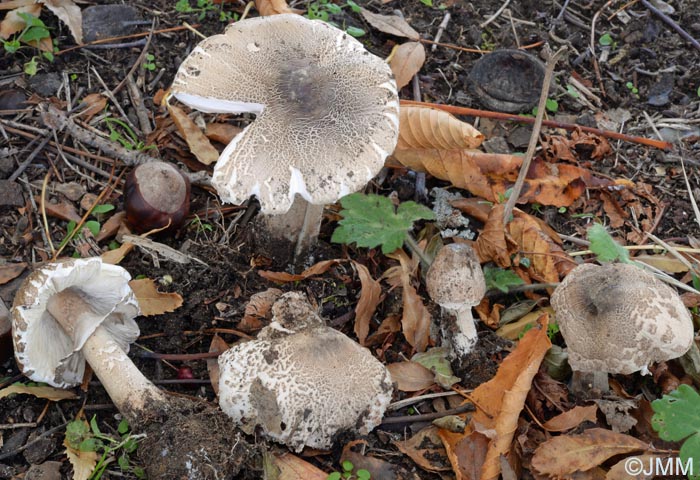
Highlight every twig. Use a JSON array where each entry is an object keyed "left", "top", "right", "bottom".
[
  {"left": 640, "top": 0, "right": 700, "bottom": 51},
  {"left": 503, "top": 47, "right": 568, "bottom": 223},
  {"left": 589, "top": 0, "right": 615, "bottom": 97},
  {"left": 399, "top": 100, "right": 673, "bottom": 150},
  {"left": 40, "top": 172, "right": 55, "bottom": 256},
  {"left": 8, "top": 134, "right": 50, "bottom": 182},
  {"left": 380, "top": 403, "right": 475, "bottom": 425},
  {"left": 432, "top": 12, "right": 451, "bottom": 51},
  {"left": 388, "top": 391, "right": 462, "bottom": 411},
  {"left": 56, "top": 24, "right": 200, "bottom": 55},
  {"left": 0, "top": 421, "right": 71, "bottom": 462},
  {"left": 480, "top": 0, "right": 512, "bottom": 28}
]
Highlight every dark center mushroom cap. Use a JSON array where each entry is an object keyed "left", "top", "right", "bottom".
[
  {"left": 550, "top": 262, "right": 694, "bottom": 375},
  {"left": 170, "top": 14, "right": 400, "bottom": 215}
]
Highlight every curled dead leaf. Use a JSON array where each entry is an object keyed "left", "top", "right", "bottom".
[
  {"left": 394, "top": 426, "right": 451, "bottom": 472},
  {"left": 390, "top": 42, "right": 425, "bottom": 89},
  {"left": 258, "top": 259, "right": 342, "bottom": 283},
  {"left": 168, "top": 103, "right": 220, "bottom": 166},
  {"left": 0, "top": 384, "right": 78, "bottom": 401},
  {"left": 206, "top": 334, "right": 229, "bottom": 395},
  {"left": 360, "top": 8, "right": 420, "bottom": 40},
  {"left": 542, "top": 405, "right": 599, "bottom": 432},
  {"left": 128, "top": 278, "right": 183, "bottom": 316},
  {"left": 0, "top": 262, "right": 26, "bottom": 286},
  {"left": 254, "top": 0, "right": 300, "bottom": 16},
  {"left": 397, "top": 105, "right": 484, "bottom": 151},
  {"left": 353, "top": 261, "right": 383, "bottom": 345},
  {"left": 239, "top": 288, "right": 282, "bottom": 332},
  {"left": 386, "top": 361, "right": 435, "bottom": 392}
]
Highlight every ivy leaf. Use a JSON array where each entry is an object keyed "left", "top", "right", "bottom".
[
  {"left": 483, "top": 266, "right": 524, "bottom": 293},
  {"left": 331, "top": 193, "right": 434, "bottom": 254},
  {"left": 587, "top": 224, "right": 630, "bottom": 263},
  {"left": 651, "top": 384, "right": 700, "bottom": 478}
]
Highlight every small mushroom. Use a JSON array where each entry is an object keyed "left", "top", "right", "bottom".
[
  {"left": 426, "top": 243, "right": 486, "bottom": 359},
  {"left": 550, "top": 263, "right": 694, "bottom": 392},
  {"left": 171, "top": 14, "right": 399, "bottom": 262},
  {"left": 11, "top": 258, "right": 250, "bottom": 479},
  {"left": 218, "top": 292, "right": 393, "bottom": 452}
]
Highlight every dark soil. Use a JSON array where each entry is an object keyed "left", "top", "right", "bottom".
[{"left": 1, "top": 0, "right": 699, "bottom": 478}]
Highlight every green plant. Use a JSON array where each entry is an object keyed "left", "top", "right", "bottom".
[
  {"left": 102, "top": 117, "right": 154, "bottom": 151},
  {"left": 57, "top": 204, "right": 114, "bottom": 251},
  {"left": 598, "top": 33, "right": 613, "bottom": 46},
  {"left": 651, "top": 384, "right": 700, "bottom": 479},
  {"left": 188, "top": 215, "right": 213, "bottom": 233},
  {"left": 65, "top": 416, "right": 146, "bottom": 479},
  {"left": 420, "top": 0, "right": 434, "bottom": 6},
  {"left": 331, "top": 193, "right": 435, "bottom": 254},
  {"left": 483, "top": 265, "right": 525, "bottom": 293},
  {"left": 2, "top": 13, "right": 54, "bottom": 76},
  {"left": 587, "top": 223, "right": 630, "bottom": 263},
  {"left": 625, "top": 81, "right": 639, "bottom": 95},
  {"left": 175, "top": 0, "right": 235, "bottom": 21},
  {"left": 566, "top": 84, "right": 580, "bottom": 99},
  {"left": 557, "top": 206, "right": 567, "bottom": 213},
  {"left": 327, "top": 460, "right": 371, "bottom": 480},
  {"left": 142, "top": 53, "right": 156, "bottom": 71},
  {"left": 305, "top": 0, "right": 365, "bottom": 37},
  {"left": 520, "top": 320, "right": 560, "bottom": 340},
  {"left": 531, "top": 98, "right": 559, "bottom": 116},
  {"left": 480, "top": 32, "right": 496, "bottom": 51}
]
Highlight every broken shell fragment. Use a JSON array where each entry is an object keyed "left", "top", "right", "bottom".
[{"left": 218, "top": 292, "right": 393, "bottom": 452}]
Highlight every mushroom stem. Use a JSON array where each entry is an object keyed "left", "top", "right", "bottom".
[
  {"left": 47, "top": 289, "right": 166, "bottom": 421},
  {"left": 258, "top": 196, "right": 324, "bottom": 265},
  {"left": 442, "top": 307, "right": 478, "bottom": 359}
]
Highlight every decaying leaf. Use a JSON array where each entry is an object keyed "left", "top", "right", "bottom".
[
  {"left": 75, "top": 93, "right": 107, "bottom": 123},
  {"left": 342, "top": 439, "right": 421, "bottom": 480},
  {"left": 606, "top": 454, "right": 667, "bottom": 480},
  {"left": 635, "top": 254, "right": 689, "bottom": 273},
  {"left": 258, "top": 259, "right": 342, "bottom": 283},
  {"left": 205, "top": 123, "right": 242, "bottom": 144},
  {"left": 168, "top": 103, "right": 220, "bottom": 166},
  {"left": 531, "top": 428, "right": 648, "bottom": 477},
  {"left": 386, "top": 361, "right": 435, "bottom": 391},
  {"left": 269, "top": 451, "right": 327, "bottom": 479},
  {"left": 437, "top": 429, "right": 490, "bottom": 480},
  {"left": 43, "top": 0, "right": 83, "bottom": 44},
  {"left": 239, "top": 288, "right": 283, "bottom": 332},
  {"left": 360, "top": 8, "right": 420, "bottom": 40},
  {"left": 0, "top": 384, "right": 78, "bottom": 401},
  {"left": 128, "top": 278, "right": 183, "bottom": 316},
  {"left": 64, "top": 439, "right": 97, "bottom": 480},
  {"left": 0, "top": 262, "right": 26, "bottom": 285},
  {"left": 390, "top": 42, "right": 425, "bottom": 89},
  {"left": 397, "top": 105, "right": 484, "bottom": 150},
  {"left": 255, "top": 0, "right": 299, "bottom": 16},
  {"left": 353, "top": 261, "right": 382, "bottom": 345},
  {"left": 100, "top": 241, "right": 134, "bottom": 265},
  {"left": 542, "top": 405, "right": 599, "bottom": 432},
  {"left": 206, "top": 334, "right": 229, "bottom": 395},
  {"left": 394, "top": 426, "right": 452, "bottom": 473}
]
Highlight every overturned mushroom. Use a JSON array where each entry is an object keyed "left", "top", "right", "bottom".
[
  {"left": 550, "top": 263, "right": 694, "bottom": 392},
  {"left": 11, "top": 258, "right": 250, "bottom": 479},
  {"left": 171, "top": 14, "right": 399, "bottom": 262},
  {"left": 218, "top": 292, "right": 393, "bottom": 452},
  {"left": 426, "top": 243, "right": 486, "bottom": 359}
]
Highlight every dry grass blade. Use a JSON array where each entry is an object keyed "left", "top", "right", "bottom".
[{"left": 397, "top": 105, "right": 484, "bottom": 150}]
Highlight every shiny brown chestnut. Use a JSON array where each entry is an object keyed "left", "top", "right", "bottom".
[{"left": 124, "top": 162, "right": 191, "bottom": 233}]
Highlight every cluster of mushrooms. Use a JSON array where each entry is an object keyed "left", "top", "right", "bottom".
[{"left": 9, "top": 11, "right": 697, "bottom": 480}]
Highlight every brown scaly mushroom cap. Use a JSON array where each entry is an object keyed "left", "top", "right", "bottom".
[
  {"left": 551, "top": 263, "right": 694, "bottom": 375},
  {"left": 11, "top": 258, "right": 139, "bottom": 388},
  {"left": 217, "top": 292, "right": 393, "bottom": 452},
  {"left": 170, "top": 14, "right": 399, "bottom": 214}
]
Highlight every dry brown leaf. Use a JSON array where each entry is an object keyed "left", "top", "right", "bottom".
[
  {"left": 495, "top": 307, "right": 554, "bottom": 340},
  {"left": 387, "top": 250, "right": 430, "bottom": 352},
  {"left": 531, "top": 428, "right": 648, "bottom": 477},
  {"left": 270, "top": 451, "right": 328, "bottom": 479},
  {"left": 397, "top": 106, "right": 484, "bottom": 150},
  {"left": 38, "top": 196, "right": 81, "bottom": 222},
  {"left": 100, "top": 241, "right": 134, "bottom": 265},
  {"left": 342, "top": 439, "right": 419, "bottom": 480},
  {"left": 254, "top": 0, "right": 299, "bottom": 16},
  {"left": 258, "top": 259, "right": 342, "bottom": 283},
  {"left": 390, "top": 42, "right": 425, "bottom": 89},
  {"left": 76, "top": 93, "right": 107, "bottom": 123},
  {"left": 0, "top": 1, "right": 36, "bottom": 10},
  {"left": 0, "top": 4, "right": 41, "bottom": 39},
  {"left": 365, "top": 313, "right": 401, "bottom": 347},
  {"left": 360, "top": 8, "right": 420, "bottom": 40},
  {"left": 239, "top": 288, "right": 282, "bottom": 332},
  {"left": 43, "top": 0, "right": 83, "bottom": 44},
  {"left": 479, "top": 315, "right": 552, "bottom": 480},
  {"left": 206, "top": 334, "right": 228, "bottom": 396},
  {"left": 606, "top": 454, "right": 668, "bottom": 480},
  {"left": 205, "top": 123, "right": 242, "bottom": 144},
  {"left": 394, "top": 426, "right": 451, "bottom": 472},
  {"left": 353, "top": 261, "right": 382, "bottom": 345},
  {"left": 386, "top": 361, "right": 435, "bottom": 391},
  {"left": 635, "top": 254, "right": 689, "bottom": 273},
  {"left": 128, "top": 278, "right": 183, "bottom": 316},
  {"left": 437, "top": 429, "right": 489, "bottom": 480},
  {"left": 0, "top": 384, "right": 78, "bottom": 401},
  {"left": 168, "top": 103, "right": 220, "bottom": 165},
  {"left": 0, "top": 262, "right": 26, "bottom": 286},
  {"left": 542, "top": 405, "right": 599, "bottom": 432},
  {"left": 95, "top": 211, "right": 126, "bottom": 242}
]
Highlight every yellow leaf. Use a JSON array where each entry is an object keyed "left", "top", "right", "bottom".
[
  {"left": 167, "top": 103, "right": 220, "bottom": 166},
  {"left": 397, "top": 105, "right": 484, "bottom": 150},
  {"left": 270, "top": 451, "right": 328, "bottom": 479},
  {"left": 64, "top": 442, "right": 97, "bottom": 480},
  {"left": 128, "top": 278, "right": 183, "bottom": 316},
  {"left": 0, "top": 384, "right": 78, "bottom": 401},
  {"left": 635, "top": 254, "right": 689, "bottom": 273},
  {"left": 389, "top": 42, "right": 425, "bottom": 89},
  {"left": 100, "top": 241, "right": 134, "bottom": 265}
]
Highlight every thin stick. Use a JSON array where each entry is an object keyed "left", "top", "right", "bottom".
[
  {"left": 503, "top": 47, "right": 568, "bottom": 223},
  {"left": 640, "top": 0, "right": 700, "bottom": 51},
  {"left": 40, "top": 172, "right": 55, "bottom": 255},
  {"left": 432, "top": 12, "right": 451, "bottom": 51},
  {"left": 399, "top": 100, "right": 672, "bottom": 150},
  {"left": 480, "top": 0, "right": 512, "bottom": 28},
  {"left": 56, "top": 24, "right": 200, "bottom": 55}
]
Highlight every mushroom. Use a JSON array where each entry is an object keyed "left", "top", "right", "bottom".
[
  {"left": 218, "top": 292, "right": 393, "bottom": 452},
  {"left": 170, "top": 14, "right": 399, "bottom": 262},
  {"left": 11, "top": 258, "right": 251, "bottom": 479},
  {"left": 426, "top": 243, "right": 486, "bottom": 360},
  {"left": 550, "top": 263, "right": 694, "bottom": 393}
]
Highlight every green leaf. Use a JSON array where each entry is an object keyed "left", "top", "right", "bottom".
[
  {"left": 85, "top": 220, "right": 101, "bottom": 236},
  {"left": 325, "top": 3, "right": 342, "bottom": 14},
  {"left": 566, "top": 84, "right": 580, "bottom": 99},
  {"left": 78, "top": 437, "right": 99, "bottom": 452},
  {"left": 651, "top": 384, "right": 700, "bottom": 478},
  {"left": 412, "top": 347, "right": 460, "bottom": 388},
  {"left": 587, "top": 224, "right": 629, "bottom": 263},
  {"left": 357, "top": 470, "right": 371, "bottom": 480},
  {"left": 65, "top": 419, "right": 90, "bottom": 448},
  {"left": 341, "top": 460, "right": 354, "bottom": 472},
  {"left": 331, "top": 193, "right": 435, "bottom": 254},
  {"left": 327, "top": 473, "right": 341, "bottom": 480},
  {"left": 598, "top": 33, "right": 613, "bottom": 46},
  {"left": 24, "top": 57, "right": 38, "bottom": 76},
  {"left": 483, "top": 266, "right": 524, "bottom": 293},
  {"left": 17, "top": 12, "right": 46, "bottom": 28},
  {"left": 22, "top": 26, "right": 50, "bottom": 43},
  {"left": 545, "top": 98, "right": 559, "bottom": 113},
  {"left": 118, "top": 455, "right": 130, "bottom": 470},
  {"left": 117, "top": 419, "right": 129, "bottom": 435},
  {"left": 420, "top": 0, "right": 433, "bottom": 6},
  {"left": 346, "top": 0, "right": 361, "bottom": 12},
  {"left": 92, "top": 204, "right": 115, "bottom": 215},
  {"left": 345, "top": 26, "right": 365, "bottom": 37},
  {"left": 90, "top": 415, "right": 102, "bottom": 436}
]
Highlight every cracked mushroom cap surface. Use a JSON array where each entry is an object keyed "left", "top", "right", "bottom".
[
  {"left": 217, "top": 292, "right": 393, "bottom": 452},
  {"left": 426, "top": 243, "right": 486, "bottom": 311},
  {"left": 11, "top": 258, "right": 140, "bottom": 388},
  {"left": 550, "top": 263, "right": 694, "bottom": 375},
  {"left": 170, "top": 14, "right": 400, "bottom": 215}
]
